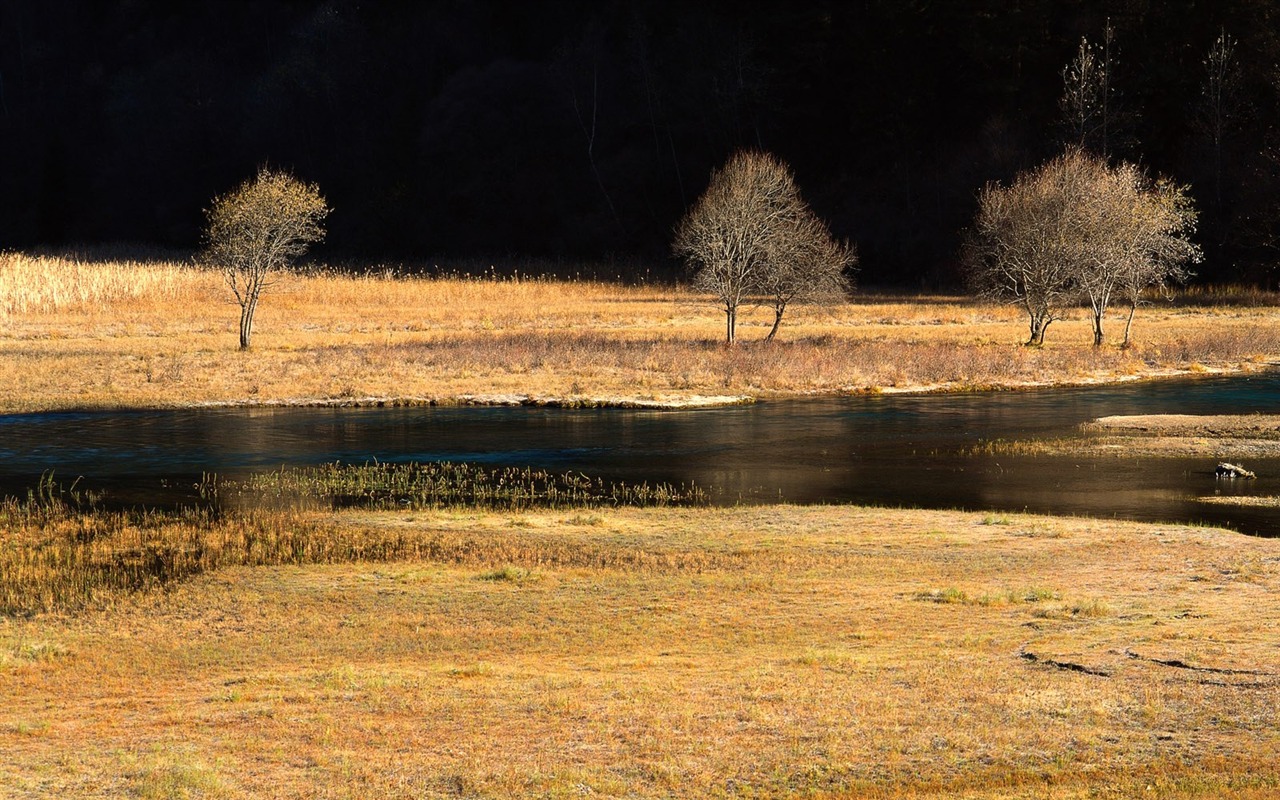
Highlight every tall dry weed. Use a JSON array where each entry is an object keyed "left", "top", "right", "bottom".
[{"left": 0, "top": 253, "right": 205, "bottom": 316}]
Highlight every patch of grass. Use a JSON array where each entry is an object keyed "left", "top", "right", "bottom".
[
  {"left": 9, "top": 719, "right": 51, "bottom": 736},
  {"left": 448, "top": 662, "right": 495, "bottom": 678},
  {"left": 1032, "top": 597, "right": 1115, "bottom": 619},
  {"left": 10, "top": 640, "right": 69, "bottom": 663},
  {"left": 921, "top": 586, "right": 1061, "bottom": 607},
  {"left": 0, "top": 478, "right": 726, "bottom": 616},
  {"left": 975, "top": 586, "right": 1061, "bottom": 605},
  {"left": 478, "top": 565, "right": 540, "bottom": 584},
  {"left": 1070, "top": 597, "right": 1115, "bottom": 617},
  {"left": 0, "top": 497, "right": 373, "bottom": 615},
  {"left": 915, "top": 587, "right": 969, "bottom": 604},
  {"left": 220, "top": 461, "right": 707, "bottom": 512},
  {"left": 565, "top": 512, "right": 606, "bottom": 526},
  {"left": 128, "top": 749, "right": 229, "bottom": 800}
]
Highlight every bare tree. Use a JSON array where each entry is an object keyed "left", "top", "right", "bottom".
[
  {"left": 1196, "top": 28, "right": 1242, "bottom": 213},
  {"left": 757, "top": 215, "right": 855, "bottom": 341},
  {"left": 557, "top": 20, "right": 625, "bottom": 235},
  {"left": 965, "top": 150, "right": 1092, "bottom": 346},
  {"left": 202, "top": 167, "right": 329, "bottom": 350},
  {"left": 1059, "top": 20, "right": 1128, "bottom": 156},
  {"left": 673, "top": 150, "right": 850, "bottom": 343},
  {"left": 966, "top": 149, "right": 1199, "bottom": 347},
  {"left": 1076, "top": 162, "right": 1200, "bottom": 347},
  {"left": 1060, "top": 36, "right": 1105, "bottom": 150},
  {"left": 1116, "top": 179, "right": 1201, "bottom": 347},
  {"left": 1076, "top": 157, "right": 1142, "bottom": 347}
]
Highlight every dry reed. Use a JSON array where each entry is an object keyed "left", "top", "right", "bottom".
[
  {"left": 0, "top": 252, "right": 204, "bottom": 317},
  {"left": 222, "top": 461, "right": 706, "bottom": 511}
]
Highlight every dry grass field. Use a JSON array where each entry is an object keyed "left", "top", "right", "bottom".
[
  {"left": 1, "top": 504, "right": 1278, "bottom": 798},
  {"left": 2, "top": 252, "right": 1280, "bottom": 412}
]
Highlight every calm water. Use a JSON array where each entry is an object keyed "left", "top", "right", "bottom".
[{"left": 2, "top": 372, "right": 1279, "bottom": 535}]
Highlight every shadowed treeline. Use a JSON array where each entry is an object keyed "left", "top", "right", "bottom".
[{"left": 4, "top": 1, "right": 1280, "bottom": 285}]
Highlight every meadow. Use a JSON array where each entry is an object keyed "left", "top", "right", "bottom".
[
  {"left": 4, "top": 252, "right": 1280, "bottom": 798},
  {"left": 1, "top": 499, "right": 1278, "bottom": 798},
  {"left": 2, "top": 251, "right": 1280, "bottom": 413}
]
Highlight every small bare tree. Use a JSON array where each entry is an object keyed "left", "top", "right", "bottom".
[
  {"left": 1075, "top": 157, "right": 1144, "bottom": 347},
  {"left": 1073, "top": 161, "right": 1199, "bottom": 347},
  {"left": 202, "top": 168, "right": 329, "bottom": 350},
  {"left": 757, "top": 215, "right": 855, "bottom": 341},
  {"left": 675, "top": 151, "right": 800, "bottom": 344},
  {"left": 674, "top": 150, "right": 850, "bottom": 343},
  {"left": 1116, "top": 179, "right": 1201, "bottom": 347},
  {"left": 1059, "top": 20, "right": 1131, "bottom": 157},
  {"left": 1060, "top": 36, "right": 1105, "bottom": 150}
]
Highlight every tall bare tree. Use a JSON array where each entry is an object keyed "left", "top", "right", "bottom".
[
  {"left": 1060, "top": 36, "right": 1105, "bottom": 150},
  {"left": 1197, "top": 28, "right": 1243, "bottom": 213},
  {"left": 202, "top": 167, "right": 329, "bottom": 350},
  {"left": 1059, "top": 20, "right": 1127, "bottom": 156},
  {"left": 673, "top": 150, "right": 850, "bottom": 344}
]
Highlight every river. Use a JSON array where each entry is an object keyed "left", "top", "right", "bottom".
[{"left": 2, "top": 372, "right": 1279, "bottom": 535}]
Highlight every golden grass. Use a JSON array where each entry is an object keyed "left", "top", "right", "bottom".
[
  {"left": 2, "top": 254, "right": 1280, "bottom": 412},
  {"left": 0, "top": 252, "right": 204, "bottom": 316},
  {"left": 1, "top": 504, "right": 1278, "bottom": 798}
]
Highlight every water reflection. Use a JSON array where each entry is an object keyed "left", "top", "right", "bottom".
[{"left": 2, "top": 373, "right": 1279, "bottom": 534}]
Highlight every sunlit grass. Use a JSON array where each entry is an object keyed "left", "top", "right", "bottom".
[
  {"left": 0, "top": 252, "right": 204, "bottom": 316},
  {"left": 2, "top": 504, "right": 1278, "bottom": 798},
  {"left": 2, "top": 253, "right": 1279, "bottom": 413}
]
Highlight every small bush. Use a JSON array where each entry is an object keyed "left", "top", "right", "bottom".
[{"left": 478, "top": 565, "right": 540, "bottom": 584}]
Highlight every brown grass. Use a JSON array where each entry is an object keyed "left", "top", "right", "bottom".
[
  {"left": 1, "top": 504, "right": 1278, "bottom": 798},
  {"left": 2, "top": 253, "right": 1279, "bottom": 412}
]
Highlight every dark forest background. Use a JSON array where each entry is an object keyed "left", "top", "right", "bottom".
[{"left": 4, "top": 0, "right": 1280, "bottom": 286}]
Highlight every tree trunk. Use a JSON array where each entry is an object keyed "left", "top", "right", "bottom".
[
  {"left": 1121, "top": 303, "right": 1137, "bottom": 349},
  {"left": 1091, "top": 307, "right": 1105, "bottom": 347},
  {"left": 765, "top": 301, "right": 785, "bottom": 342},
  {"left": 1026, "top": 312, "right": 1049, "bottom": 347},
  {"left": 725, "top": 304, "right": 737, "bottom": 345},
  {"left": 239, "top": 294, "right": 258, "bottom": 350}
]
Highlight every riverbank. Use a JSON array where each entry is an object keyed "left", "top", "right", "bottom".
[
  {"left": 2, "top": 504, "right": 1277, "bottom": 798},
  {"left": 3, "top": 254, "right": 1280, "bottom": 413},
  {"left": 986, "top": 413, "right": 1280, "bottom": 459}
]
